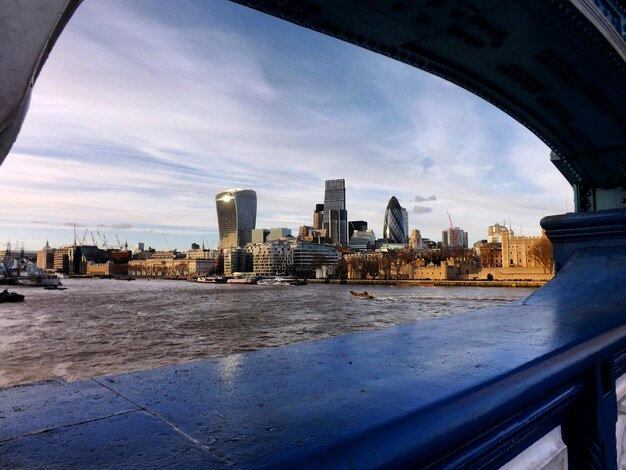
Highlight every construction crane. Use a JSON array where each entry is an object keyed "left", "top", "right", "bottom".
[
  {"left": 163, "top": 233, "right": 170, "bottom": 251},
  {"left": 96, "top": 230, "right": 108, "bottom": 249},
  {"left": 80, "top": 228, "right": 88, "bottom": 245},
  {"left": 90, "top": 231, "right": 97, "bottom": 247},
  {"left": 446, "top": 211, "right": 458, "bottom": 248},
  {"left": 115, "top": 234, "right": 123, "bottom": 250}
]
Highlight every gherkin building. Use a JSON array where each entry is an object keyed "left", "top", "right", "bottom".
[{"left": 383, "top": 196, "right": 406, "bottom": 243}]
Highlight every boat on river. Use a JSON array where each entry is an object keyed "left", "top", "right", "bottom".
[
  {"left": 0, "top": 289, "right": 24, "bottom": 302},
  {"left": 1, "top": 255, "right": 61, "bottom": 287},
  {"left": 258, "top": 276, "right": 297, "bottom": 286},
  {"left": 227, "top": 276, "right": 258, "bottom": 285},
  {"left": 197, "top": 275, "right": 227, "bottom": 284},
  {"left": 16, "top": 276, "right": 61, "bottom": 287},
  {"left": 350, "top": 291, "right": 375, "bottom": 299}
]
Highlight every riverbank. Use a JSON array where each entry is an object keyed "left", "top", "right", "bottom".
[
  {"left": 308, "top": 279, "right": 546, "bottom": 288},
  {"left": 67, "top": 275, "right": 545, "bottom": 288}
]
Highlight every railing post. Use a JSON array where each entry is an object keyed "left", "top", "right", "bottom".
[{"left": 562, "top": 358, "right": 617, "bottom": 469}]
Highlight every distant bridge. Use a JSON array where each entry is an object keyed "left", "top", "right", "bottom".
[{"left": 1, "top": 1, "right": 626, "bottom": 468}]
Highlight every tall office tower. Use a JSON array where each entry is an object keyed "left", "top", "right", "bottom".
[
  {"left": 401, "top": 208, "right": 409, "bottom": 243},
  {"left": 313, "top": 204, "right": 324, "bottom": 230},
  {"left": 323, "top": 179, "right": 347, "bottom": 245},
  {"left": 383, "top": 196, "right": 407, "bottom": 243},
  {"left": 348, "top": 220, "right": 368, "bottom": 240},
  {"left": 215, "top": 189, "right": 257, "bottom": 250},
  {"left": 442, "top": 227, "right": 468, "bottom": 249}
]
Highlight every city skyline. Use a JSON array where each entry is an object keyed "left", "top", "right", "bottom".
[{"left": 0, "top": 0, "right": 573, "bottom": 251}]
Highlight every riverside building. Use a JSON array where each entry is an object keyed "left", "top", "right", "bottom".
[
  {"left": 223, "top": 247, "right": 253, "bottom": 277},
  {"left": 249, "top": 240, "right": 293, "bottom": 276},
  {"left": 215, "top": 189, "right": 257, "bottom": 250},
  {"left": 292, "top": 242, "right": 341, "bottom": 277}
]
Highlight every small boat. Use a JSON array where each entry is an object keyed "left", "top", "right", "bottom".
[
  {"left": 350, "top": 291, "right": 375, "bottom": 299},
  {"left": 44, "top": 286, "right": 67, "bottom": 290},
  {"left": 15, "top": 277, "right": 61, "bottom": 287},
  {"left": 227, "top": 277, "right": 258, "bottom": 285},
  {"left": 258, "top": 276, "right": 297, "bottom": 286},
  {"left": 0, "top": 289, "right": 25, "bottom": 302},
  {"left": 274, "top": 276, "right": 297, "bottom": 285},
  {"left": 197, "top": 275, "right": 227, "bottom": 284}
]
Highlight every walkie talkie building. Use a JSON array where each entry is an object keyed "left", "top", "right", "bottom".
[{"left": 215, "top": 189, "right": 257, "bottom": 250}]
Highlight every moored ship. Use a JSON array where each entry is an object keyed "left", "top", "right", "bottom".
[
  {"left": 226, "top": 276, "right": 258, "bottom": 285},
  {"left": 1, "top": 255, "right": 61, "bottom": 287},
  {"left": 197, "top": 275, "right": 227, "bottom": 284},
  {"left": 258, "top": 276, "right": 297, "bottom": 286}
]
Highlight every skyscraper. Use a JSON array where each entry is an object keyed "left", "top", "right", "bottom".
[
  {"left": 323, "top": 179, "right": 347, "bottom": 246},
  {"left": 215, "top": 189, "right": 257, "bottom": 250},
  {"left": 401, "top": 208, "right": 409, "bottom": 243},
  {"left": 442, "top": 227, "right": 468, "bottom": 249},
  {"left": 383, "top": 196, "right": 406, "bottom": 244},
  {"left": 313, "top": 204, "right": 324, "bottom": 230}
]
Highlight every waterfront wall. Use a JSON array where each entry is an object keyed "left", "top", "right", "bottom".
[{"left": 308, "top": 278, "right": 546, "bottom": 288}]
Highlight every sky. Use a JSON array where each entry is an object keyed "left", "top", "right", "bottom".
[{"left": 0, "top": 0, "right": 574, "bottom": 252}]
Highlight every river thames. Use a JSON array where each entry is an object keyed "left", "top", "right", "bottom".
[{"left": 0, "top": 279, "right": 535, "bottom": 388}]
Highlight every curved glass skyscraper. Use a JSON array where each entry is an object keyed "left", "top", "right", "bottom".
[
  {"left": 216, "top": 189, "right": 257, "bottom": 250},
  {"left": 383, "top": 196, "right": 406, "bottom": 243}
]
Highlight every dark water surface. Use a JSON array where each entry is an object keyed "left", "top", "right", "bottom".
[{"left": 0, "top": 279, "right": 535, "bottom": 388}]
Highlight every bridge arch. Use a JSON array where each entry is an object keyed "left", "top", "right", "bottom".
[{"left": 229, "top": 0, "right": 626, "bottom": 212}]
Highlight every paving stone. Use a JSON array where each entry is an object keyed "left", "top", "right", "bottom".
[
  {"left": 0, "top": 379, "right": 137, "bottom": 441},
  {"left": 0, "top": 410, "right": 227, "bottom": 469}
]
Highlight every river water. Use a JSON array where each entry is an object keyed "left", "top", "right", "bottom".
[{"left": 0, "top": 279, "right": 535, "bottom": 388}]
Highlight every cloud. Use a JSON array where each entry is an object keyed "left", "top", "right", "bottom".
[
  {"left": 414, "top": 195, "right": 437, "bottom": 202},
  {"left": 63, "top": 222, "right": 84, "bottom": 227},
  {"left": 0, "top": 0, "right": 574, "bottom": 250},
  {"left": 31, "top": 220, "right": 48, "bottom": 225},
  {"left": 412, "top": 206, "right": 433, "bottom": 214}
]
